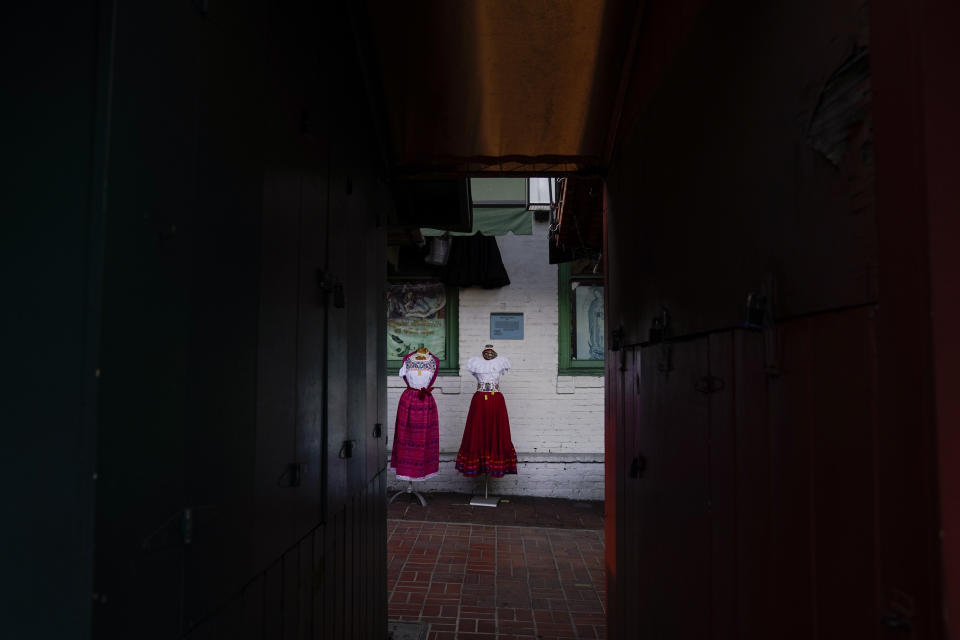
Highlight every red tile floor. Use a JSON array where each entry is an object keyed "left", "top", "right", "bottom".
[{"left": 387, "top": 494, "right": 606, "bottom": 640}]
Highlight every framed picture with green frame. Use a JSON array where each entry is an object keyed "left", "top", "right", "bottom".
[
  {"left": 386, "top": 278, "right": 459, "bottom": 376},
  {"left": 558, "top": 259, "right": 604, "bottom": 376}
]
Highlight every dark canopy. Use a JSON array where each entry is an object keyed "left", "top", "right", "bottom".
[{"left": 366, "top": 0, "right": 641, "bottom": 175}]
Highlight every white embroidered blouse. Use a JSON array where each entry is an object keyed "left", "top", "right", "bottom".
[
  {"left": 399, "top": 351, "right": 439, "bottom": 390},
  {"left": 465, "top": 354, "right": 511, "bottom": 386}
]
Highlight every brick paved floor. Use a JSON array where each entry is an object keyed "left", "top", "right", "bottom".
[
  {"left": 388, "top": 516, "right": 606, "bottom": 640},
  {"left": 388, "top": 491, "right": 605, "bottom": 530}
]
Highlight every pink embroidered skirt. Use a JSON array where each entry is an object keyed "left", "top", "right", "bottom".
[
  {"left": 390, "top": 388, "right": 440, "bottom": 480},
  {"left": 455, "top": 391, "right": 518, "bottom": 477}
]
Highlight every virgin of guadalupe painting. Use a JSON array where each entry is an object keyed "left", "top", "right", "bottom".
[
  {"left": 574, "top": 283, "right": 604, "bottom": 360},
  {"left": 387, "top": 281, "right": 447, "bottom": 360}
]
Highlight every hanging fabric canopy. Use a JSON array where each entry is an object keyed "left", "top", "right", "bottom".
[{"left": 365, "top": 0, "right": 640, "bottom": 175}]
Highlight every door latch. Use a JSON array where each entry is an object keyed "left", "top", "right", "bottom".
[{"left": 338, "top": 440, "right": 356, "bottom": 459}]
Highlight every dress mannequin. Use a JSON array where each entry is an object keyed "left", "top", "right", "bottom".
[
  {"left": 455, "top": 344, "right": 518, "bottom": 506},
  {"left": 389, "top": 347, "right": 440, "bottom": 506}
]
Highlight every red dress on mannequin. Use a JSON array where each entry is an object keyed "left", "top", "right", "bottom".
[{"left": 455, "top": 352, "right": 518, "bottom": 477}]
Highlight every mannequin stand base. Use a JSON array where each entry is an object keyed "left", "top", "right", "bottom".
[
  {"left": 469, "top": 496, "right": 500, "bottom": 507},
  {"left": 389, "top": 481, "right": 427, "bottom": 507},
  {"left": 469, "top": 475, "right": 500, "bottom": 507}
]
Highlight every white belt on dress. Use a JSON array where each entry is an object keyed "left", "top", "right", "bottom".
[{"left": 476, "top": 382, "right": 500, "bottom": 393}]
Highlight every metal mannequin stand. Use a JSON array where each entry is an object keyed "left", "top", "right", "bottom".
[
  {"left": 389, "top": 481, "right": 427, "bottom": 507},
  {"left": 469, "top": 474, "right": 499, "bottom": 507}
]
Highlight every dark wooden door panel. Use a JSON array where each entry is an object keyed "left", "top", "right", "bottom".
[
  {"left": 635, "top": 344, "right": 659, "bottom": 637},
  {"left": 242, "top": 576, "right": 266, "bottom": 638},
  {"left": 89, "top": 1, "right": 389, "bottom": 636},
  {"left": 344, "top": 182, "right": 370, "bottom": 496},
  {"left": 181, "top": 4, "right": 266, "bottom": 626},
  {"left": 322, "top": 27, "right": 353, "bottom": 511},
  {"left": 253, "top": 0, "right": 322, "bottom": 572},
  {"left": 363, "top": 194, "right": 388, "bottom": 484},
  {"left": 767, "top": 308, "right": 879, "bottom": 639},
  {"left": 605, "top": 345, "right": 626, "bottom": 637},
  {"left": 92, "top": 2, "right": 201, "bottom": 636},
  {"left": 295, "top": 152, "right": 329, "bottom": 539},
  {"left": 292, "top": 0, "right": 331, "bottom": 543},
  {"left": 328, "top": 39, "right": 388, "bottom": 503},
  {"left": 706, "top": 332, "right": 737, "bottom": 640},
  {"left": 731, "top": 330, "right": 773, "bottom": 640},
  {"left": 4, "top": 2, "right": 106, "bottom": 635},
  {"left": 254, "top": 166, "right": 302, "bottom": 574},
  {"left": 806, "top": 309, "right": 878, "bottom": 637},
  {"left": 625, "top": 347, "right": 645, "bottom": 637},
  {"left": 766, "top": 319, "right": 817, "bottom": 639},
  {"left": 618, "top": 316, "right": 878, "bottom": 640},
  {"left": 323, "top": 165, "right": 351, "bottom": 517},
  {"left": 634, "top": 337, "right": 711, "bottom": 638},
  {"left": 871, "top": 1, "right": 954, "bottom": 633}
]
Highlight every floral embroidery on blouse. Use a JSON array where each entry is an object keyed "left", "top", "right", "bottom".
[
  {"left": 404, "top": 358, "right": 437, "bottom": 372},
  {"left": 400, "top": 351, "right": 440, "bottom": 390}
]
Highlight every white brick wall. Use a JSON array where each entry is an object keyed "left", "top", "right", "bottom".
[{"left": 387, "top": 221, "right": 605, "bottom": 500}]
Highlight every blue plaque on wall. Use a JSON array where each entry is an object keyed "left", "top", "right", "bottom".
[{"left": 490, "top": 313, "right": 524, "bottom": 339}]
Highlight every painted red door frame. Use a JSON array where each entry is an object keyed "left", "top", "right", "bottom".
[
  {"left": 602, "top": 183, "right": 620, "bottom": 635},
  {"left": 870, "top": 0, "right": 959, "bottom": 634}
]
